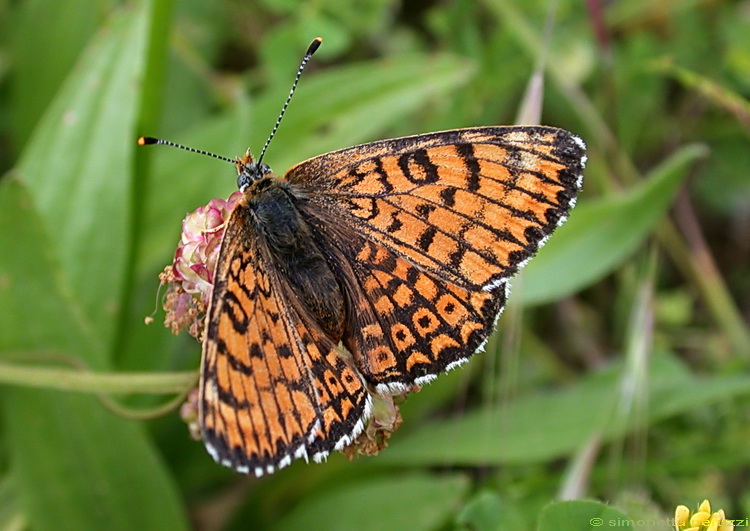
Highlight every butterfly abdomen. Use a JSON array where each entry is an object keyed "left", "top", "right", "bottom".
[{"left": 244, "top": 177, "right": 346, "bottom": 340}]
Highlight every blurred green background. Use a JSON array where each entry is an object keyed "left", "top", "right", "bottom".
[{"left": 1, "top": 0, "right": 750, "bottom": 530}]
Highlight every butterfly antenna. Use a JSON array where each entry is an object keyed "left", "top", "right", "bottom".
[
  {"left": 137, "top": 137, "right": 237, "bottom": 165},
  {"left": 256, "top": 37, "right": 323, "bottom": 165}
]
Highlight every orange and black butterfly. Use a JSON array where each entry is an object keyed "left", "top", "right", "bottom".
[{"left": 141, "top": 38, "right": 586, "bottom": 477}]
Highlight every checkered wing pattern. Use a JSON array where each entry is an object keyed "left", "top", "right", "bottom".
[
  {"left": 287, "top": 126, "right": 585, "bottom": 392},
  {"left": 199, "top": 204, "right": 371, "bottom": 476}
]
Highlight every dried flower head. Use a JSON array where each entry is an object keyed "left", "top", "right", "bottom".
[{"left": 159, "top": 191, "right": 242, "bottom": 339}]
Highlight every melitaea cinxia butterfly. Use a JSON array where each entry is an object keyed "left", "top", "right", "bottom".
[{"left": 141, "top": 38, "right": 586, "bottom": 477}]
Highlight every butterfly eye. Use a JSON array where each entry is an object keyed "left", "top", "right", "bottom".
[
  {"left": 258, "top": 163, "right": 272, "bottom": 176},
  {"left": 237, "top": 169, "right": 252, "bottom": 191},
  {"left": 237, "top": 162, "right": 274, "bottom": 191}
]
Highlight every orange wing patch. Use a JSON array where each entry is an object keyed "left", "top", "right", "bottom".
[
  {"left": 297, "top": 207, "right": 506, "bottom": 393},
  {"left": 343, "top": 240, "right": 504, "bottom": 393},
  {"left": 200, "top": 203, "right": 371, "bottom": 476},
  {"left": 287, "top": 126, "right": 584, "bottom": 292}
]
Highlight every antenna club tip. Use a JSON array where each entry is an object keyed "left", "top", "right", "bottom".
[
  {"left": 307, "top": 37, "right": 323, "bottom": 56},
  {"left": 138, "top": 136, "right": 158, "bottom": 146}
]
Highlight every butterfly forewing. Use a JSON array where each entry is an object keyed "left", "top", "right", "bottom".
[
  {"left": 200, "top": 202, "right": 371, "bottom": 475},
  {"left": 287, "top": 126, "right": 584, "bottom": 292},
  {"left": 285, "top": 126, "right": 584, "bottom": 392}
]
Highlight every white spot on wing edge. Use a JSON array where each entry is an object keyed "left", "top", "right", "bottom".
[
  {"left": 414, "top": 374, "right": 437, "bottom": 386},
  {"left": 482, "top": 276, "right": 508, "bottom": 292},
  {"left": 205, "top": 440, "right": 252, "bottom": 475},
  {"left": 334, "top": 434, "right": 351, "bottom": 451},
  {"left": 312, "top": 451, "right": 329, "bottom": 464},
  {"left": 298, "top": 390, "right": 373, "bottom": 464},
  {"left": 294, "top": 444, "right": 309, "bottom": 463},
  {"left": 278, "top": 455, "right": 292, "bottom": 469},
  {"left": 375, "top": 381, "right": 410, "bottom": 395},
  {"left": 474, "top": 336, "right": 489, "bottom": 354},
  {"left": 572, "top": 134, "right": 586, "bottom": 152},
  {"left": 307, "top": 419, "right": 321, "bottom": 444},
  {"left": 472, "top": 281, "right": 508, "bottom": 357},
  {"left": 205, "top": 441, "right": 220, "bottom": 463},
  {"left": 357, "top": 395, "right": 372, "bottom": 434},
  {"left": 445, "top": 358, "right": 469, "bottom": 372},
  {"left": 333, "top": 394, "right": 371, "bottom": 451},
  {"left": 515, "top": 255, "right": 531, "bottom": 270}
]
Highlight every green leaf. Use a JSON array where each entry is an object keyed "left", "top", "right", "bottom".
[
  {"left": 521, "top": 143, "right": 709, "bottom": 305},
  {"left": 272, "top": 474, "right": 470, "bottom": 531},
  {"left": 0, "top": 474, "right": 23, "bottom": 531},
  {"left": 0, "top": 3, "right": 190, "bottom": 526},
  {"left": 613, "top": 492, "right": 674, "bottom": 531},
  {"left": 0, "top": 178, "right": 92, "bottom": 355},
  {"left": 5, "top": 390, "right": 189, "bottom": 531},
  {"left": 456, "top": 491, "right": 527, "bottom": 531},
  {"left": 15, "top": 5, "right": 149, "bottom": 353},
  {"left": 537, "top": 500, "right": 629, "bottom": 531},
  {"left": 9, "top": 0, "right": 116, "bottom": 147},
  {"left": 0, "top": 178, "right": 189, "bottom": 531},
  {"left": 377, "top": 353, "right": 750, "bottom": 467}
]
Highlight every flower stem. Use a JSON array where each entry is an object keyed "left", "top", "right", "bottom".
[{"left": 0, "top": 361, "right": 197, "bottom": 395}]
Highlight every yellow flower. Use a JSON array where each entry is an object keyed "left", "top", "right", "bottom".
[
  {"left": 674, "top": 500, "right": 733, "bottom": 531},
  {"left": 675, "top": 505, "right": 691, "bottom": 527}
]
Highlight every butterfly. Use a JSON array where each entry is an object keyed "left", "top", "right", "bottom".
[{"left": 142, "top": 39, "right": 586, "bottom": 477}]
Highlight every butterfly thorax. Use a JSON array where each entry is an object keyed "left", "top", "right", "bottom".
[{"left": 240, "top": 176, "right": 346, "bottom": 340}]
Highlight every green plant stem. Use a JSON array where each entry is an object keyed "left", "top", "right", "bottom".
[
  {"left": 97, "top": 388, "right": 194, "bottom": 420},
  {"left": 657, "top": 222, "right": 750, "bottom": 358},
  {"left": 0, "top": 362, "right": 197, "bottom": 395}
]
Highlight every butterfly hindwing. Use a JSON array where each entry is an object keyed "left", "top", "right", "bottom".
[
  {"left": 297, "top": 207, "right": 506, "bottom": 393},
  {"left": 199, "top": 200, "right": 371, "bottom": 475}
]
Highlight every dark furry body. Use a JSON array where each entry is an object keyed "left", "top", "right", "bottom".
[{"left": 241, "top": 177, "right": 345, "bottom": 340}]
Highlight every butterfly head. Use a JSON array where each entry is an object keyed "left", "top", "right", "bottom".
[{"left": 236, "top": 149, "right": 272, "bottom": 192}]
